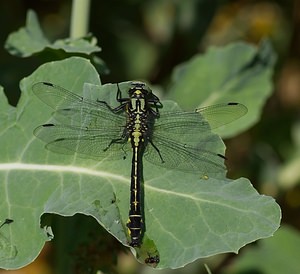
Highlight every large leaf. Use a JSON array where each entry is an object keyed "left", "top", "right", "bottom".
[
  {"left": 0, "top": 57, "right": 280, "bottom": 269},
  {"left": 168, "top": 40, "right": 276, "bottom": 138},
  {"left": 5, "top": 10, "right": 101, "bottom": 57}
]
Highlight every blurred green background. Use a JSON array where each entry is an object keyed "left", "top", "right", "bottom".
[{"left": 0, "top": 0, "right": 300, "bottom": 273}]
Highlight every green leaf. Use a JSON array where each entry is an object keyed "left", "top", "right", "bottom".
[
  {"left": 222, "top": 226, "right": 300, "bottom": 274},
  {"left": 168, "top": 40, "right": 276, "bottom": 138},
  {"left": 0, "top": 86, "right": 15, "bottom": 126},
  {"left": 0, "top": 57, "right": 280, "bottom": 269},
  {"left": 5, "top": 9, "right": 49, "bottom": 57},
  {"left": 5, "top": 10, "right": 101, "bottom": 57},
  {"left": 51, "top": 35, "right": 101, "bottom": 55}
]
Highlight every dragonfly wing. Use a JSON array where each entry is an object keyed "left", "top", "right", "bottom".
[
  {"left": 33, "top": 82, "right": 131, "bottom": 160},
  {"left": 145, "top": 107, "right": 227, "bottom": 175},
  {"left": 145, "top": 102, "right": 246, "bottom": 173},
  {"left": 154, "top": 111, "right": 212, "bottom": 142},
  {"left": 196, "top": 102, "right": 247, "bottom": 129},
  {"left": 53, "top": 106, "right": 125, "bottom": 128},
  {"left": 33, "top": 82, "right": 111, "bottom": 111},
  {"left": 144, "top": 134, "right": 226, "bottom": 176},
  {"left": 34, "top": 124, "right": 130, "bottom": 160}
]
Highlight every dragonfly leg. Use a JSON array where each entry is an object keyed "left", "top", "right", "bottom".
[
  {"left": 116, "top": 83, "right": 130, "bottom": 103},
  {"left": 148, "top": 139, "right": 165, "bottom": 163},
  {"left": 95, "top": 84, "right": 128, "bottom": 113},
  {"left": 99, "top": 83, "right": 130, "bottom": 114},
  {"left": 121, "top": 144, "right": 128, "bottom": 160},
  {"left": 103, "top": 137, "right": 127, "bottom": 152}
]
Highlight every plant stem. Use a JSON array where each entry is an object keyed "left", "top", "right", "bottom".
[{"left": 70, "top": 0, "right": 91, "bottom": 38}]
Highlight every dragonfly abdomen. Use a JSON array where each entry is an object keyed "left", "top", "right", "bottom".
[{"left": 127, "top": 144, "right": 144, "bottom": 247}]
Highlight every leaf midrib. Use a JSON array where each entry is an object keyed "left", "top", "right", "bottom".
[{"left": 0, "top": 162, "right": 127, "bottom": 182}]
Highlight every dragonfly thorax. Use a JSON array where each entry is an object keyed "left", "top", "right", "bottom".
[
  {"left": 126, "top": 98, "right": 149, "bottom": 147},
  {"left": 125, "top": 84, "right": 155, "bottom": 144}
]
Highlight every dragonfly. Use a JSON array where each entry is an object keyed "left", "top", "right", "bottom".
[{"left": 33, "top": 81, "right": 247, "bottom": 248}]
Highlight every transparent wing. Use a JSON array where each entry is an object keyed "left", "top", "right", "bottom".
[
  {"left": 34, "top": 124, "right": 131, "bottom": 160},
  {"left": 144, "top": 134, "right": 226, "bottom": 175},
  {"left": 196, "top": 102, "right": 248, "bottom": 129},
  {"left": 153, "top": 111, "right": 212, "bottom": 142},
  {"left": 144, "top": 102, "right": 247, "bottom": 174},
  {"left": 155, "top": 102, "right": 247, "bottom": 138},
  {"left": 33, "top": 82, "right": 110, "bottom": 111},
  {"left": 52, "top": 106, "right": 125, "bottom": 128},
  {"left": 144, "top": 111, "right": 226, "bottom": 175},
  {"left": 33, "top": 82, "right": 130, "bottom": 160},
  {"left": 33, "top": 82, "right": 126, "bottom": 127}
]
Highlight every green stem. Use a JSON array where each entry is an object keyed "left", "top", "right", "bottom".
[{"left": 70, "top": 0, "right": 91, "bottom": 38}]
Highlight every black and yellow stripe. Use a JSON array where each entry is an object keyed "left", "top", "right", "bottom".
[
  {"left": 127, "top": 144, "right": 144, "bottom": 246},
  {"left": 122, "top": 82, "right": 161, "bottom": 247}
]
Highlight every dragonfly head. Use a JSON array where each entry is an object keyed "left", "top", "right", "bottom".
[
  {"left": 129, "top": 81, "right": 151, "bottom": 99},
  {"left": 129, "top": 81, "right": 162, "bottom": 112}
]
